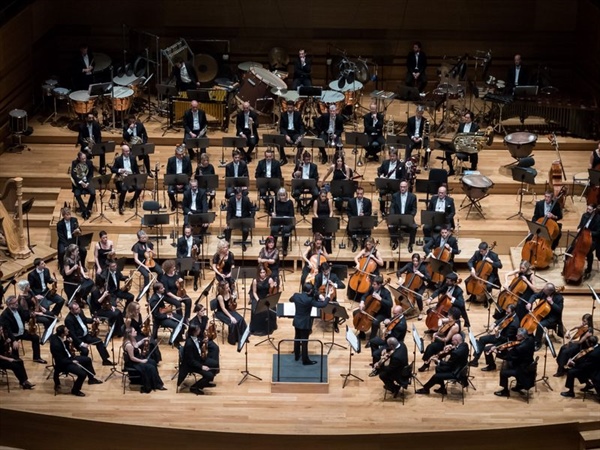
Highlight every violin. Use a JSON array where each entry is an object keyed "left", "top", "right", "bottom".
[
  {"left": 566, "top": 324, "right": 589, "bottom": 343},
  {"left": 465, "top": 241, "right": 497, "bottom": 297},
  {"left": 521, "top": 186, "right": 566, "bottom": 269},
  {"left": 228, "top": 292, "right": 238, "bottom": 311},
  {"left": 47, "top": 272, "right": 58, "bottom": 297},
  {"left": 369, "top": 347, "right": 394, "bottom": 377},
  {"left": 122, "top": 269, "right": 135, "bottom": 293},
  {"left": 565, "top": 346, "right": 594, "bottom": 369},
  {"left": 90, "top": 314, "right": 100, "bottom": 338},
  {"left": 486, "top": 340, "right": 520, "bottom": 355},
  {"left": 384, "top": 314, "right": 402, "bottom": 337},
  {"left": 352, "top": 278, "right": 391, "bottom": 333},
  {"left": 144, "top": 250, "right": 155, "bottom": 269},
  {"left": 562, "top": 206, "right": 598, "bottom": 284},
  {"left": 520, "top": 286, "right": 564, "bottom": 334},
  {"left": 437, "top": 317, "right": 456, "bottom": 336},
  {"left": 348, "top": 241, "right": 379, "bottom": 296},
  {"left": 494, "top": 313, "right": 516, "bottom": 337},
  {"left": 201, "top": 337, "right": 208, "bottom": 360},
  {"left": 206, "top": 319, "right": 218, "bottom": 341},
  {"left": 426, "top": 343, "right": 456, "bottom": 364}
]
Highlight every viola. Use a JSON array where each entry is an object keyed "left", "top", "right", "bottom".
[
  {"left": 144, "top": 250, "right": 155, "bottom": 269},
  {"left": 486, "top": 340, "right": 520, "bottom": 355},
  {"left": 348, "top": 242, "right": 379, "bottom": 296},
  {"left": 562, "top": 206, "right": 597, "bottom": 284},
  {"left": 566, "top": 324, "right": 589, "bottom": 343},
  {"left": 465, "top": 241, "right": 497, "bottom": 297},
  {"left": 352, "top": 278, "right": 391, "bottom": 333}
]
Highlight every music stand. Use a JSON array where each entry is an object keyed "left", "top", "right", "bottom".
[
  {"left": 103, "top": 322, "right": 122, "bottom": 382},
  {"left": 291, "top": 178, "right": 318, "bottom": 224},
  {"left": 347, "top": 216, "right": 377, "bottom": 246},
  {"left": 420, "top": 210, "right": 446, "bottom": 238},
  {"left": 221, "top": 137, "right": 245, "bottom": 167},
  {"left": 164, "top": 173, "right": 189, "bottom": 242},
  {"left": 123, "top": 173, "right": 149, "bottom": 222},
  {"left": 536, "top": 328, "right": 556, "bottom": 391},
  {"left": 508, "top": 167, "right": 537, "bottom": 220},
  {"left": 21, "top": 198, "right": 35, "bottom": 253},
  {"left": 375, "top": 178, "right": 401, "bottom": 217},
  {"left": 185, "top": 137, "right": 210, "bottom": 157},
  {"left": 237, "top": 322, "right": 262, "bottom": 385},
  {"left": 330, "top": 180, "right": 357, "bottom": 223},
  {"left": 323, "top": 303, "right": 349, "bottom": 354},
  {"left": 263, "top": 134, "right": 286, "bottom": 159},
  {"left": 130, "top": 143, "right": 155, "bottom": 168},
  {"left": 255, "top": 178, "right": 282, "bottom": 220},
  {"left": 91, "top": 141, "right": 116, "bottom": 166},
  {"left": 169, "top": 315, "right": 186, "bottom": 346},
  {"left": 340, "top": 326, "right": 363, "bottom": 388},
  {"left": 466, "top": 330, "right": 478, "bottom": 390},
  {"left": 196, "top": 173, "right": 218, "bottom": 196},
  {"left": 225, "top": 176, "right": 250, "bottom": 192},
  {"left": 41, "top": 318, "right": 58, "bottom": 345},
  {"left": 415, "top": 179, "right": 442, "bottom": 205},
  {"left": 397, "top": 86, "right": 421, "bottom": 102},
  {"left": 385, "top": 134, "right": 411, "bottom": 149},
  {"left": 188, "top": 211, "right": 216, "bottom": 242},
  {"left": 229, "top": 217, "right": 255, "bottom": 257},
  {"left": 301, "top": 137, "right": 326, "bottom": 161},
  {"left": 345, "top": 132, "right": 369, "bottom": 171},
  {"left": 254, "top": 291, "right": 281, "bottom": 349},
  {"left": 312, "top": 217, "right": 340, "bottom": 236},
  {"left": 89, "top": 173, "right": 114, "bottom": 223},
  {"left": 157, "top": 84, "right": 180, "bottom": 135},
  {"left": 232, "top": 265, "right": 256, "bottom": 316},
  {"left": 411, "top": 324, "right": 425, "bottom": 389},
  {"left": 143, "top": 213, "right": 170, "bottom": 258},
  {"left": 428, "top": 258, "right": 453, "bottom": 280}
]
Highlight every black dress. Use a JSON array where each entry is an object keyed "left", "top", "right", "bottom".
[
  {"left": 249, "top": 278, "right": 278, "bottom": 336},
  {"left": 215, "top": 296, "right": 247, "bottom": 345},
  {"left": 259, "top": 247, "right": 280, "bottom": 282},
  {"left": 315, "top": 199, "right": 332, "bottom": 253},
  {"left": 123, "top": 341, "right": 164, "bottom": 392},
  {"left": 96, "top": 243, "right": 113, "bottom": 272},
  {"left": 213, "top": 251, "right": 235, "bottom": 288},
  {"left": 127, "top": 314, "right": 162, "bottom": 363}
]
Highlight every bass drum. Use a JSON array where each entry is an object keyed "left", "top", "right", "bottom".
[{"left": 236, "top": 71, "right": 273, "bottom": 114}]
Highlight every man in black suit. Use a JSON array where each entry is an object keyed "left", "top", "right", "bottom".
[
  {"left": 149, "top": 282, "right": 185, "bottom": 344},
  {"left": 466, "top": 241, "right": 503, "bottom": 302},
  {"left": 346, "top": 186, "right": 373, "bottom": 252},
  {"left": 225, "top": 150, "right": 250, "bottom": 199},
  {"left": 279, "top": 100, "right": 305, "bottom": 163},
  {"left": 27, "top": 258, "right": 65, "bottom": 316},
  {"left": 573, "top": 204, "right": 600, "bottom": 279},
  {"left": 171, "top": 57, "right": 200, "bottom": 92},
  {"left": 531, "top": 190, "right": 564, "bottom": 251},
  {"left": 50, "top": 324, "right": 102, "bottom": 396},
  {"left": 445, "top": 111, "right": 480, "bottom": 174},
  {"left": 179, "top": 323, "right": 218, "bottom": 395},
  {"left": 182, "top": 179, "right": 208, "bottom": 229},
  {"left": 111, "top": 144, "right": 143, "bottom": 215},
  {"left": 64, "top": 302, "right": 112, "bottom": 365},
  {"left": 290, "top": 283, "right": 329, "bottom": 365},
  {"left": 236, "top": 101, "right": 259, "bottom": 162},
  {"left": 316, "top": 104, "right": 344, "bottom": 165},
  {"left": 505, "top": 53, "right": 529, "bottom": 94},
  {"left": 561, "top": 335, "right": 600, "bottom": 398},
  {"left": 423, "top": 225, "right": 460, "bottom": 269},
  {"left": 406, "top": 106, "right": 428, "bottom": 164},
  {"left": 378, "top": 337, "right": 410, "bottom": 396},
  {"left": 470, "top": 304, "right": 519, "bottom": 370},
  {"left": 166, "top": 145, "right": 193, "bottom": 211},
  {"left": 292, "top": 49, "right": 312, "bottom": 90},
  {"left": 428, "top": 272, "right": 470, "bottom": 328},
  {"left": 225, "top": 188, "right": 253, "bottom": 250},
  {"left": 292, "top": 151, "right": 320, "bottom": 207},
  {"left": 405, "top": 41, "right": 428, "bottom": 92},
  {"left": 189, "top": 304, "right": 220, "bottom": 363},
  {"left": 527, "top": 283, "right": 564, "bottom": 350},
  {"left": 122, "top": 115, "right": 152, "bottom": 176},
  {"left": 73, "top": 44, "right": 94, "bottom": 91},
  {"left": 494, "top": 328, "right": 536, "bottom": 397},
  {"left": 56, "top": 207, "right": 87, "bottom": 270},
  {"left": 103, "top": 260, "right": 135, "bottom": 307},
  {"left": 388, "top": 180, "right": 418, "bottom": 252},
  {"left": 183, "top": 100, "right": 208, "bottom": 160},
  {"left": 255, "top": 149, "right": 282, "bottom": 213},
  {"left": 76, "top": 113, "right": 104, "bottom": 172},
  {"left": 423, "top": 186, "right": 456, "bottom": 238},
  {"left": 370, "top": 305, "right": 406, "bottom": 362},
  {"left": 70, "top": 151, "right": 96, "bottom": 220},
  {"left": 177, "top": 225, "right": 202, "bottom": 291},
  {"left": 363, "top": 103, "right": 385, "bottom": 160},
  {"left": 377, "top": 148, "right": 406, "bottom": 215},
  {"left": 416, "top": 333, "right": 469, "bottom": 395},
  {"left": 357, "top": 276, "right": 393, "bottom": 340},
  {"left": 1, "top": 296, "right": 46, "bottom": 363}
]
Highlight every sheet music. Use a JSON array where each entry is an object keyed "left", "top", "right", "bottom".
[{"left": 278, "top": 303, "right": 319, "bottom": 318}]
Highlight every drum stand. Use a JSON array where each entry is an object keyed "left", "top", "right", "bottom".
[
  {"left": 43, "top": 95, "right": 60, "bottom": 124},
  {"left": 492, "top": 103, "right": 508, "bottom": 135}
]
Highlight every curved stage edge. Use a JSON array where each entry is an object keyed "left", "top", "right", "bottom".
[{"left": 0, "top": 408, "right": 596, "bottom": 450}]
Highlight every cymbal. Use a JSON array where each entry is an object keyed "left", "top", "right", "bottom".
[
  {"left": 196, "top": 54, "right": 218, "bottom": 83},
  {"left": 355, "top": 59, "right": 370, "bottom": 83}
]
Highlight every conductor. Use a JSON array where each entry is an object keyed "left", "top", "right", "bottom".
[{"left": 290, "top": 283, "right": 329, "bottom": 365}]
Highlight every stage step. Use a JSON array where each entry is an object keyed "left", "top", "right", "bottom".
[{"left": 580, "top": 429, "right": 600, "bottom": 450}]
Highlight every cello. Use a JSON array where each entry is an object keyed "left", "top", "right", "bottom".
[
  {"left": 352, "top": 278, "right": 391, "bottom": 333},
  {"left": 348, "top": 241, "right": 379, "bottom": 297},
  {"left": 520, "top": 286, "right": 564, "bottom": 334},
  {"left": 521, "top": 186, "right": 566, "bottom": 269},
  {"left": 424, "top": 277, "right": 462, "bottom": 331},
  {"left": 562, "top": 205, "right": 598, "bottom": 284},
  {"left": 428, "top": 239, "right": 453, "bottom": 284},
  {"left": 586, "top": 155, "right": 600, "bottom": 206},
  {"left": 306, "top": 248, "right": 327, "bottom": 285},
  {"left": 547, "top": 133, "right": 567, "bottom": 208},
  {"left": 497, "top": 275, "right": 529, "bottom": 311},
  {"left": 464, "top": 241, "right": 497, "bottom": 297}
]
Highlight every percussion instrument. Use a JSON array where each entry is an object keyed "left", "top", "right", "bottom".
[
  {"left": 238, "top": 61, "right": 263, "bottom": 72},
  {"left": 461, "top": 174, "right": 494, "bottom": 200},
  {"left": 447, "top": 84, "right": 465, "bottom": 99},
  {"left": 504, "top": 132, "right": 537, "bottom": 159},
  {"left": 111, "top": 86, "right": 134, "bottom": 112},
  {"left": 52, "top": 87, "right": 71, "bottom": 100},
  {"left": 69, "top": 90, "right": 95, "bottom": 115},
  {"left": 485, "top": 76, "right": 497, "bottom": 86},
  {"left": 196, "top": 54, "right": 218, "bottom": 83},
  {"left": 273, "top": 88, "right": 305, "bottom": 111},
  {"left": 9, "top": 109, "right": 28, "bottom": 134},
  {"left": 496, "top": 79, "right": 506, "bottom": 90},
  {"left": 273, "top": 70, "right": 288, "bottom": 80},
  {"left": 329, "top": 80, "right": 363, "bottom": 106},
  {"left": 252, "top": 67, "right": 287, "bottom": 90},
  {"left": 237, "top": 71, "right": 274, "bottom": 113},
  {"left": 93, "top": 52, "right": 112, "bottom": 74},
  {"left": 42, "top": 79, "right": 58, "bottom": 97},
  {"left": 317, "top": 90, "right": 345, "bottom": 114},
  {"left": 113, "top": 74, "right": 140, "bottom": 86}
]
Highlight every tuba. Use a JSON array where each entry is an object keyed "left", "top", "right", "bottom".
[{"left": 453, "top": 132, "right": 489, "bottom": 154}]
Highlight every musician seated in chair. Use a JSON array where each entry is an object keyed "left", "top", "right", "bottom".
[
  {"left": 347, "top": 187, "right": 373, "bottom": 252},
  {"left": 445, "top": 111, "right": 479, "bottom": 175},
  {"left": 1, "top": 295, "right": 46, "bottom": 364},
  {"left": 405, "top": 105, "right": 428, "bottom": 164},
  {"left": 426, "top": 272, "right": 470, "bottom": 328},
  {"left": 111, "top": 144, "right": 143, "bottom": 215},
  {"left": 0, "top": 322, "right": 35, "bottom": 389},
  {"left": 292, "top": 152, "right": 320, "bottom": 214},
  {"left": 236, "top": 102, "right": 259, "bottom": 163},
  {"left": 104, "top": 260, "right": 135, "bottom": 308},
  {"left": 271, "top": 188, "right": 295, "bottom": 256},
  {"left": 397, "top": 253, "right": 430, "bottom": 320},
  {"left": 176, "top": 226, "right": 202, "bottom": 292},
  {"left": 28, "top": 258, "right": 65, "bottom": 316},
  {"left": 377, "top": 148, "right": 406, "bottom": 216},
  {"left": 526, "top": 282, "right": 564, "bottom": 351},
  {"left": 470, "top": 304, "right": 519, "bottom": 371},
  {"left": 255, "top": 149, "right": 283, "bottom": 214},
  {"left": 378, "top": 337, "right": 410, "bottom": 397},
  {"left": 70, "top": 152, "right": 96, "bottom": 220},
  {"left": 224, "top": 188, "right": 254, "bottom": 251},
  {"left": 57, "top": 207, "right": 88, "bottom": 271},
  {"left": 418, "top": 307, "right": 462, "bottom": 372},
  {"left": 189, "top": 304, "right": 220, "bottom": 366},
  {"left": 182, "top": 179, "right": 208, "bottom": 229},
  {"left": 353, "top": 237, "right": 383, "bottom": 279},
  {"left": 357, "top": 276, "right": 393, "bottom": 341},
  {"left": 166, "top": 145, "right": 193, "bottom": 211},
  {"left": 423, "top": 186, "right": 455, "bottom": 238},
  {"left": 387, "top": 180, "right": 418, "bottom": 253},
  {"left": 279, "top": 100, "right": 304, "bottom": 163},
  {"left": 149, "top": 282, "right": 185, "bottom": 345},
  {"left": 122, "top": 115, "right": 152, "bottom": 176},
  {"left": 182, "top": 100, "right": 208, "bottom": 160},
  {"left": 160, "top": 260, "right": 193, "bottom": 322},
  {"left": 314, "top": 262, "right": 345, "bottom": 333},
  {"left": 423, "top": 226, "right": 460, "bottom": 271},
  {"left": 466, "top": 241, "right": 502, "bottom": 303},
  {"left": 405, "top": 41, "right": 428, "bottom": 93},
  {"left": 570, "top": 204, "right": 600, "bottom": 280},
  {"left": 363, "top": 103, "right": 385, "bottom": 161},
  {"left": 527, "top": 190, "right": 563, "bottom": 251},
  {"left": 225, "top": 150, "right": 249, "bottom": 199},
  {"left": 493, "top": 327, "right": 535, "bottom": 397},
  {"left": 300, "top": 233, "right": 328, "bottom": 286},
  {"left": 89, "top": 277, "right": 125, "bottom": 337},
  {"left": 179, "top": 323, "right": 219, "bottom": 395},
  {"left": 370, "top": 305, "right": 406, "bottom": 361},
  {"left": 16, "top": 280, "right": 56, "bottom": 333},
  {"left": 195, "top": 153, "right": 216, "bottom": 209},
  {"left": 76, "top": 113, "right": 104, "bottom": 173},
  {"left": 64, "top": 302, "right": 113, "bottom": 366},
  {"left": 322, "top": 154, "right": 354, "bottom": 212},
  {"left": 561, "top": 335, "right": 600, "bottom": 398},
  {"left": 316, "top": 104, "right": 344, "bottom": 165}
]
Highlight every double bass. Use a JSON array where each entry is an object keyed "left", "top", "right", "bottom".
[
  {"left": 352, "top": 278, "right": 391, "bottom": 333},
  {"left": 521, "top": 186, "right": 566, "bottom": 269},
  {"left": 464, "top": 241, "right": 497, "bottom": 297},
  {"left": 563, "top": 206, "right": 598, "bottom": 284},
  {"left": 547, "top": 134, "right": 567, "bottom": 208}
]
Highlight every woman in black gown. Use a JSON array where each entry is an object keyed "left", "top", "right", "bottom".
[
  {"left": 214, "top": 281, "right": 247, "bottom": 345},
  {"left": 313, "top": 189, "right": 334, "bottom": 253},
  {"left": 123, "top": 328, "right": 166, "bottom": 393},
  {"left": 249, "top": 266, "right": 278, "bottom": 336}
]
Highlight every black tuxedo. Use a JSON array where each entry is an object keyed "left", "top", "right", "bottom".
[
  {"left": 64, "top": 310, "right": 110, "bottom": 362},
  {"left": 73, "top": 50, "right": 95, "bottom": 90},
  {"left": 422, "top": 342, "right": 469, "bottom": 391},
  {"left": 178, "top": 336, "right": 216, "bottom": 390},
  {"left": 182, "top": 188, "right": 208, "bottom": 226},
  {"left": 290, "top": 292, "right": 328, "bottom": 363},
  {"left": 182, "top": 108, "right": 208, "bottom": 158},
  {"left": 506, "top": 65, "right": 529, "bottom": 92},
  {"left": 104, "top": 269, "right": 134, "bottom": 305},
  {"left": 531, "top": 199, "right": 563, "bottom": 250},
  {"left": 255, "top": 159, "right": 282, "bottom": 179},
  {"left": 431, "top": 283, "right": 469, "bottom": 327},
  {"left": 225, "top": 161, "right": 249, "bottom": 178},
  {"left": 363, "top": 112, "right": 385, "bottom": 156},
  {"left": 166, "top": 155, "right": 193, "bottom": 207},
  {"left": 69, "top": 158, "right": 96, "bottom": 218},
  {"left": 149, "top": 293, "right": 184, "bottom": 342},
  {"left": 423, "top": 234, "right": 460, "bottom": 262},
  {"left": 379, "top": 342, "right": 410, "bottom": 392},
  {"left": 122, "top": 122, "right": 148, "bottom": 144},
  {"left": 574, "top": 210, "right": 600, "bottom": 272},
  {"left": 56, "top": 217, "right": 87, "bottom": 270},
  {"left": 1, "top": 307, "right": 42, "bottom": 360},
  {"left": 499, "top": 336, "right": 535, "bottom": 389},
  {"left": 280, "top": 110, "right": 305, "bottom": 136},
  {"left": 528, "top": 291, "right": 564, "bottom": 346},
  {"left": 358, "top": 287, "right": 393, "bottom": 338},
  {"left": 171, "top": 61, "right": 199, "bottom": 91},
  {"left": 77, "top": 122, "right": 102, "bottom": 151},
  {"left": 346, "top": 197, "right": 373, "bottom": 246},
  {"left": 406, "top": 115, "right": 429, "bottom": 162},
  {"left": 235, "top": 110, "right": 259, "bottom": 159},
  {"left": 292, "top": 162, "right": 320, "bottom": 202},
  {"left": 377, "top": 159, "right": 406, "bottom": 180},
  {"left": 389, "top": 191, "right": 418, "bottom": 247},
  {"left": 225, "top": 195, "right": 253, "bottom": 243},
  {"left": 176, "top": 235, "right": 202, "bottom": 259},
  {"left": 447, "top": 122, "right": 481, "bottom": 170},
  {"left": 424, "top": 195, "right": 456, "bottom": 236},
  {"left": 50, "top": 334, "right": 96, "bottom": 393},
  {"left": 28, "top": 268, "right": 65, "bottom": 315},
  {"left": 292, "top": 57, "right": 312, "bottom": 89},
  {"left": 565, "top": 345, "right": 600, "bottom": 392},
  {"left": 405, "top": 50, "right": 428, "bottom": 91},
  {"left": 316, "top": 113, "right": 344, "bottom": 161},
  {"left": 111, "top": 155, "right": 142, "bottom": 210},
  {"left": 473, "top": 312, "right": 520, "bottom": 367},
  {"left": 467, "top": 249, "right": 503, "bottom": 293}
]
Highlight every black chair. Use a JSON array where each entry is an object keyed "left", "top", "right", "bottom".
[
  {"left": 46, "top": 357, "right": 77, "bottom": 396},
  {"left": 210, "top": 298, "right": 227, "bottom": 344},
  {"left": 0, "top": 368, "right": 10, "bottom": 393},
  {"left": 508, "top": 356, "right": 539, "bottom": 403},
  {"left": 441, "top": 365, "right": 470, "bottom": 404},
  {"left": 383, "top": 362, "right": 413, "bottom": 405},
  {"left": 140, "top": 200, "right": 161, "bottom": 229},
  {"left": 175, "top": 345, "right": 198, "bottom": 393}
]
